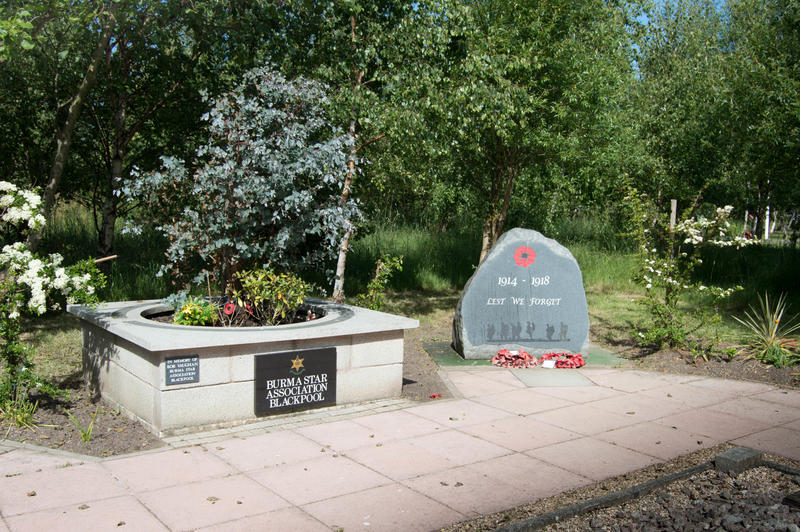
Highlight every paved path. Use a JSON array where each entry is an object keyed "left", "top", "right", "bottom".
[{"left": 1, "top": 367, "right": 799, "bottom": 531}]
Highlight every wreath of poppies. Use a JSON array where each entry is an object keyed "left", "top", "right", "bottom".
[{"left": 492, "top": 350, "right": 586, "bottom": 369}]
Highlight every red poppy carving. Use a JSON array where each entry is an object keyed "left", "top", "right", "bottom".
[{"left": 513, "top": 246, "right": 536, "bottom": 267}]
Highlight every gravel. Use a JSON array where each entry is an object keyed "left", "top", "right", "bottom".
[{"left": 444, "top": 445, "right": 800, "bottom": 532}]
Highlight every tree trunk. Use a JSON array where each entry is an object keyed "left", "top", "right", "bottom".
[
  {"left": 28, "top": 5, "right": 116, "bottom": 251},
  {"left": 478, "top": 150, "right": 518, "bottom": 263},
  {"left": 331, "top": 14, "right": 362, "bottom": 303}
]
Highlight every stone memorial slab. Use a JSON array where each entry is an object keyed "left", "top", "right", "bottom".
[
  {"left": 165, "top": 355, "right": 200, "bottom": 385},
  {"left": 254, "top": 347, "right": 337, "bottom": 415},
  {"left": 453, "top": 228, "right": 590, "bottom": 359}
]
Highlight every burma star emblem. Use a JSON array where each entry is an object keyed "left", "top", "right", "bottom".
[{"left": 290, "top": 356, "right": 305, "bottom": 375}]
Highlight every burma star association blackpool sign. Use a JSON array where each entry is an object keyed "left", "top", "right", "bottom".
[{"left": 254, "top": 347, "right": 337, "bottom": 415}]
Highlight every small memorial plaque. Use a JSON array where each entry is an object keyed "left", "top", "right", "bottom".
[
  {"left": 453, "top": 227, "right": 590, "bottom": 359},
  {"left": 254, "top": 347, "right": 337, "bottom": 415},
  {"left": 165, "top": 355, "right": 200, "bottom": 385}
]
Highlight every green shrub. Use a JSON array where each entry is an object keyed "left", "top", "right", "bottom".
[
  {"left": 173, "top": 297, "right": 217, "bottom": 326},
  {"left": 734, "top": 292, "right": 800, "bottom": 368},
  {"left": 231, "top": 269, "right": 311, "bottom": 325}
]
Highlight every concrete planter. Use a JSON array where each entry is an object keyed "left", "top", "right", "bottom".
[{"left": 68, "top": 299, "right": 418, "bottom": 437}]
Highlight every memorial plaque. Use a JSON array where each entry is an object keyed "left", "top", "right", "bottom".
[
  {"left": 165, "top": 355, "right": 200, "bottom": 385},
  {"left": 254, "top": 347, "right": 337, "bottom": 415},
  {"left": 453, "top": 228, "right": 590, "bottom": 359}
]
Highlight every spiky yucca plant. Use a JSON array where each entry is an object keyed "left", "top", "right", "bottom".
[{"left": 734, "top": 292, "right": 800, "bottom": 368}]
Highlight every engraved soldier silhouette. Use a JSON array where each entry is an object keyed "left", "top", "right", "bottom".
[
  {"left": 511, "top": 322, "right": 522, "bottom": 340},
  {"left": 487, "top": 323, "right": 496, "bottom": 341},
  {"left": 559, "top": 322, "right": 568, "bottom": 341},
  {"left": 526, "top": 321, "right": 536, "bottom": 339},
  {"left": 545, "top": 323, "right": 555, "bottom": 341},
  {"left": 501, "top": 322, "right": 510, "bottom": 339}
]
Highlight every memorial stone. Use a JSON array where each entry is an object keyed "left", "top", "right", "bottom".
[{"left": 453, "top": 228, "right": 590, "bottom": 359}]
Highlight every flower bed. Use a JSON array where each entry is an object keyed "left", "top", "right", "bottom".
[{"left": 69, "top": 299, "right": 418, "bottom": 437}]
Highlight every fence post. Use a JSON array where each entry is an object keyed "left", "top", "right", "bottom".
[{"left": 669, "top": 199, "right": 677, "bottom": 230}]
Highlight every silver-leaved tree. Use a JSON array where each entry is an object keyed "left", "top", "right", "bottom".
[{"left": 125, "top": 65, "right": 359, "bottom": 295}]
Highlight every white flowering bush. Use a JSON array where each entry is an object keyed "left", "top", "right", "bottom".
[
  {"left": 625, "top": 189, "right": 754, "bottom": 354},
  {"left": 1, "top": 182, "right": 105, "bottom": 407}
]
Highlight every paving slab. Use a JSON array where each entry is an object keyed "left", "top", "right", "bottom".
[
  {"left": 582, "top": 370, "right": 676, "bottom": 393},
  {"left": 511, "top": 368, "right": 594, "bottom": 387},
  {"left": 529, "top": 404, "right": 639, "bottom": 435},
  {"left": 732, "top": 426, "right": 800, "bottom": 461},
  {"left": 685, "top": 377, "right": 776, "bottom": 396},
  {"left": 587, "top": 392, "right": 692, "bottom": 421},
  {"left": 203, "top": 430, "right": 325, "bottom": 471},
  {"left": 458, "top": 415, "right": 582, "bottom": 452},
  {"left": 752, "top": 388, "right": 800, "bottom": 408},
  {"left": 706, "top": 396, "right": 800, "bottom": 426},
  {"left": 533, "top": 384, "right": 624, "bottom": 404},
  {"left": 656, "top": 408, "right": 774, "bottom": 441},
  {"left": 309, "top": 482, "right": 465, "bottom": 531},
  {"left": 3, "top": 495, "right": 167, "bottom": 532},
  {"left": 401, "top": 465, "right": 524, "bottom": 517},
  {"left": 404, "top": 398, "right": 513, "bottom": 427},
  {"left": 351, "top": 409, "right": 446, "bottom": 441},
  {"left": 0, "top": 462, "right": 126, "bottom": 516},
  {"left": 138, "top": 474, "right": 288, "bottom": 530},
  {"left": 407, "top": 429, "right": 513, "bottom": 466},
  {"left": 446, "top": 370, "right": 526, "bottom": 397},
  {"left": 471, "top": 387, "right": 576, "bottom": 415},
  {"left": 595, "top": 422, "right": 721, "bottom": 460},
  {"left": 530, "top": 437, "right": 659, "bottom": 481},
  {"left": 248, "top": 455, "right": 392, "bottom": 506},
  {"left": 346, "top": 440, "right": 459, "bottom": 480},
  {"left": 105, "top": 446, "right": 236, "bottom": 493},
  {"left": 638, "top": 382, "right": 738, "bottom": 408},
  {"left": 196, "top": 506, "right": 330, "bottom": 532}
]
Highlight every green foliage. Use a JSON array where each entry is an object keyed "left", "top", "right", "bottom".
[
  {"left": 0, "top": 394, "right": 37, "bottom": 430},
  {"left": 173, "top": 297, "right": 217, "bottom": 327},
  {"left": 64, "top": 405, "right": 98, "bottom": 444},
  {"left": 625, "top": 189, "right": 749, "bottom": 351},
  {"left": 734, "top": 292, "right": 800, "bottom": 368},
  {"left": 126, "top": 65, "right": 358, "bottom": 294},
  {"left": 231, "top": 269, "right": 311, "bottom": 326},
  {"left": 357, "top": 254, "right": 403, "bottom": 311}
]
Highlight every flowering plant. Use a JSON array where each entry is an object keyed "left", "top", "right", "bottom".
[
  {"left": 1, "top": 181, "right": 104, "bottom": 412},
  {"left": 625, "top": 188, "right": 753, "bottom": 354}
]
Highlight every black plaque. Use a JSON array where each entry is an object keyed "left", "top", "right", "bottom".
[
  {"left": 165, "top": 355, "right": 200, "bottom": 385},
  {"left": 254, "top": 347, "right": 337, "bottom": 415}
]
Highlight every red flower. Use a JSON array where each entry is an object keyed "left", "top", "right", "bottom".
[
  {"left": 513, "top": 246, "right": 536, "bottom": 267},
  {"left": 223, "top": 302, "right": 236, "bottom": 315}
]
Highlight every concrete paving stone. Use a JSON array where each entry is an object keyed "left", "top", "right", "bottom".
[
  {"left": 346, "top": 440, "right": 460, "bottom": 481},
  {"left": 404, "top": 398, "right": 513, "bottom": 427},
  {"left": 3, "top": 495, "right": 168, "bottom": 532},
  {"left": 733, "top": 426, "right": 800, "bottom": 461},
  {"left": 0, "top": 517, "right": 8, "bottom": 532},
  {"left": 655, "top": 408, "right": 774, "bottom": 441},
  {"left": 529, "top": 404, "right": 639, "bottom": 435},
  {"left": 707, "top": 396, "right": 800, "bottom": 426},
  {"left": 295, "top": 419, "right": 386, "bottom": 452},
  {"left": 406, "top": 429, "right": 513, "bottom": 466},
  {"left": 138, "top": 474, "right": 289, "bottom": 530},
  {"left": 684, "top": 377, "right": 776, "bottom": 396},
  {"left": 785, "top": 419, "right": 800, "bottom": 431},
  {"left": 105, "top": 446, "right": 237, "bottom": 493},
  {"left": 351, "top": 410, "right": 446, "bottom": 442},
  {"left": 445, "top": 370, "right": 525, "bottom": 397},
  {"left": 196, "top": 506, "right": 330, "bottom": 532},
  {"left": 0, "top": 462, "right": 126, "bottom": 516},
  {"left": 458, "top": 415, "right": 582, "bottom": 452},
  {"left": 638, "top": 382, "right": 738, "bottom": 408},
  {"left": 587, "top": 392, "right": 693, "bottom": 421},
  {"left": 511, "top": 369, "right": 594, "bottom": 387},
  {"left": 533, "top": 384, "right": 624, "bottom": 404},
  {"left": 204, "top": 430, "right": 326, "bottom": 472},
  {"left": 752, "top": 388, "right": 800, "bottom": 408},
  {"left": 581, "top": 371, "right": 677, "bottom": 393},
  {"left": 596, "top": 422, "right": 722, "bottom": 460},
  {"left": 0, "top": 448, "right": 88, "bottom": 476},
  {"left": 469, "top": 368, "right": 529, "bottom": 387},
  {"left": 401, "top": 465, "right": 525, "bottom": 517},
  {"left": 303, "top": 482, "right": 465, "bottom": 531},
  {"left": 472, "top": 388, "right": 577, "bottom": 415},
  {"left": 248, "top": 455, "right": 393, "bottom": 506},
  {"left": 466, "top": 453, "right": 592, "bottom": 502},
  {"left": 578, "top": 368, "right": 624, "bottom": 376},
  {"left": 530, "top": 437, "right": 659, "bottom": 481}
]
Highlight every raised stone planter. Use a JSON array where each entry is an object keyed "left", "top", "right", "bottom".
[{"left": 68, "top": 299, "right": 418, "bottom": 437}]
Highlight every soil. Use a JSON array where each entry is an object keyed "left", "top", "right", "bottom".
[{"left": 3, "top": 294, "right": 800, "bottom": 529}]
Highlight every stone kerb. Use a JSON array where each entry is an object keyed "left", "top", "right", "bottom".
[
  {"left": 453, "top": 228, "right": 590, "bottom": 359},
  {"left": 68, "top": 299, "right": 418, "bottom": 436}
]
